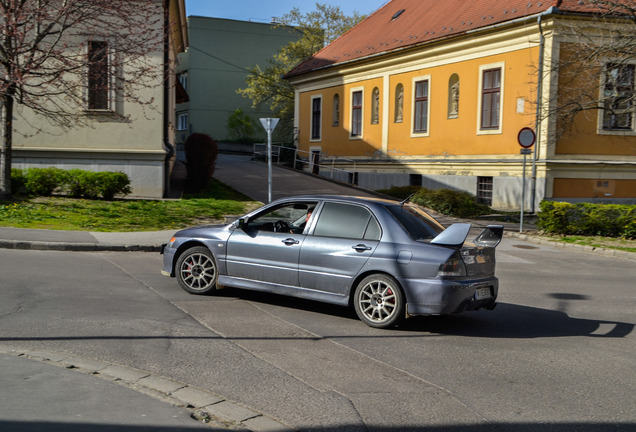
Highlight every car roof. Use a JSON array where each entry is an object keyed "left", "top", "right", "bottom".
[{"left": 274, "top": 194, "right": 401, "bottom": 207}]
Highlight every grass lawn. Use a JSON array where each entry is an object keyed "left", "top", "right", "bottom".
[
  {"left": 554, "top": 235, "right": 636, "bottom": 254},
  {"left": 0, "top": 179, "right": 260, "bottom": 232}
]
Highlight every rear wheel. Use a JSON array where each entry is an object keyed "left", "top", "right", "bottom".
[
  {"left": 176, "top": 246, "right": 218, "bottom": 294},
  {"left": 353, "top": 274, "right": 405, "bottom": 329}
]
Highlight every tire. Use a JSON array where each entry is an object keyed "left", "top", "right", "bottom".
[
  {"left": 353, "top": 274, "right": 405, "bottom": 329},
  {"left": 175, "top": 246, "right": 218, "bottom": 295}
]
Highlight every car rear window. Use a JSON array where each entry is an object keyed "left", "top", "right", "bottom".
[{"left": 385, "top": 204, "right": 444, "bottom": 241}]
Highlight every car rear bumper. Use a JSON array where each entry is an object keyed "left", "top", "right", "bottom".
[{"left": 402, "top": 277, "right": 498, "bottom": 316}]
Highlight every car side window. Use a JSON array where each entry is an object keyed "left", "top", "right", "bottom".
[
  {"left": 247, "top": 202, "right": 316, "bottom": 233},
  {"left": 313, "top": 202, "right": 381, "bottom": 240}
]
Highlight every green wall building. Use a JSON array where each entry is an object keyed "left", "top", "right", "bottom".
[{"left": 176, "top": 16, "right": 299, "bottom": 154}]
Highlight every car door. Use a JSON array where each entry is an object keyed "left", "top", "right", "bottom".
[
  {"left": 298, "top": 202, "right": 381, "bottom": 296},
  {"left": 226, "top": 201, "right": 315, "bottom": 287}
]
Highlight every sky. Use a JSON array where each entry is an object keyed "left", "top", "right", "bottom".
[{"left": 184, "top": 0, "right": 389, "bottom": 23}]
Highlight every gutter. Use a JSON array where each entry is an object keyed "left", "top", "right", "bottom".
[
  {"left": 163, "top": 0, "right": 175, "bottom": 197},
  {"left": 532, "top": 11, "right": 547, "bottom": 213}
]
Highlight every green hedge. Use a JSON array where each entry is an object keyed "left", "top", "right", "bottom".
[
  {"left": 378, "top": 185, "right": 492, "bottom": 218},
  {"left": 11, "top": 168, "right": 131, "bottom": 200},
  {"left": 538, "top": 201, "right": 636, "bottom": 239}
]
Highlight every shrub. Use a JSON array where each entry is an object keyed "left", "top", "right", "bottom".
[
  {"left": 65, "top": 169, "right": 99, "bottom": 198},
  {"left": 10, "top": 168, "right": 26, "bottom": 195},
  {"left": 379, "top": 185, "right": 492, "bottom": 218},
  {"left": 10, "top": 168, "right": 131, "bottom": 200},
  {"left": 24, "top": 167, "right": 66, "bottom": 196},
  {"left": 413, "top": 188, "right": 492, "bottom": 218},
  {"left": 377, "top": 185, "right": 421, "bottom": 201},
  {"left": 96, "top": 171, "right": 131, "bottom": 200},
  {"left": 538, "top": 201, "right": 635, "bottom": 238},
  {"left": 185, "top": 133, "right": 218, "bottom": 193}
]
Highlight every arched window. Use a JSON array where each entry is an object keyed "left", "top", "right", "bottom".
[
  {"left": 448, "top": 74, "right": 460, "bottom": 119},
  {"left": 394, "top": 83, "right": 404, "bottom": 123},
  {"left": 371, "top": 87, "right": 380, "bottom": 125},
  {"left": 332, "top": 93, "right": 340, "bottom": 127}
]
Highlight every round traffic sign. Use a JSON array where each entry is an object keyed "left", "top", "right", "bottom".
[{"left": 518, "top": 127, "right": 536, "bottom": 148}]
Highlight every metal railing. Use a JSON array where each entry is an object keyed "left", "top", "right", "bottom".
[{"left": 253, "top": 143, "right": 358, "bottom": 184}]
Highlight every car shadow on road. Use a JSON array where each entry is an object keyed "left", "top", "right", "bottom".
[
  {"left": 217, "top": 288, "right": 633, "bottom": 339},
  {"left": 399, "top": 302, "right": 634, "bottom": 338}
]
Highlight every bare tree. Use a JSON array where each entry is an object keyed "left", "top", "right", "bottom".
[
  {"left": 0, "top": 0, "right": 165, "bottom": 199},
  {"left": 544, "top": 0, "right": 635, "bottom": 137}
]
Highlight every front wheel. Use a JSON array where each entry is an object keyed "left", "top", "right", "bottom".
[
  {"left": 176, "top": 246, "right": 218, "bottom": 294},
  {"left": 353, "top": 274, "right": 405, "bottom": 329}
]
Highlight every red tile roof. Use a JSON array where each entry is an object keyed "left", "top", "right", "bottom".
[{"left": 286, "top": 0, "right": 627, "bottom": 78}]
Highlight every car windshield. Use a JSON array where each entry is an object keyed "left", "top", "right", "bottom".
[{"left": 385, "top": 204, "right": 444, "bottom": 241}]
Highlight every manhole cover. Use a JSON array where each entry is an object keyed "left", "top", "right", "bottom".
[{"left": 513, "top": 244, "right": 539, "bottom": 249}]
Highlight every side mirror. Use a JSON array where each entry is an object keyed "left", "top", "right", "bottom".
[{"left": 237, "top": 217, "right": 248, "bottom": 230}]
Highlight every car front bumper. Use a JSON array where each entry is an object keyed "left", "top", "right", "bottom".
[
  {"left": 160, "top": 244, "right": 176, "bottom": 277},
  {"left": 402, "top": 277, "right": 498, "bottom": 316}
]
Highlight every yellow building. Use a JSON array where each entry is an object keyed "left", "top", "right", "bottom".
[{"left": 286, "top": 0, "right": 636, "bottom": 211}]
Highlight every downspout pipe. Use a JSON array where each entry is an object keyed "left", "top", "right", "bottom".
[
  {"left": 163, "top": 0, "right": 175, "bottom": 197},
  {"left": 532, "top": 6, "right": 559, "bottom": 213}
]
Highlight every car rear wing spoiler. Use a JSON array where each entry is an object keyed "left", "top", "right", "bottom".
[
  {"left": 431, "top": 223, "right": 504, "bottom": 248},
  {"left": 473, "top": 225, "right": 504, "bottom": 248}
]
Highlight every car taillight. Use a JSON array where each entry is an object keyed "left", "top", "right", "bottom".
[{"left": 438, "top": 251, "right": 467, "bottom": 277}]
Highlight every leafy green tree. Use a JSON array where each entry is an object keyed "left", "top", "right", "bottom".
[
  {"left": 238, "top": 3, "right": 365, "bottom": 141},
  {"left": 227, "top": 108, "right": 255, "bottom": 142}
]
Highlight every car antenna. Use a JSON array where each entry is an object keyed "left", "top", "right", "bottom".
[{"left": 400, "top": 193, "right": 416, "bottom": 206}]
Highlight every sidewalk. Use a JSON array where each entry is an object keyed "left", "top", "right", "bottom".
[{"left": 0, "top": 346, "right": 291, "bottom": 432}]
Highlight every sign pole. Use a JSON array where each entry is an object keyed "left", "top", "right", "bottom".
[
  {"left": 517, "top": 127, "right": 536, "bottom": 233},
  {"left": 267, "top": 127, "right": 272, "bottom": 203},
  {"left": 520, "top": 151, "right": 528, "bottom": 233},
  {"left": 259, "top": 118, "right": 279, "bottom": 203}
]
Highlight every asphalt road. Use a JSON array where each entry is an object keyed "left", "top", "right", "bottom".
[{"left": 0, "top": 238, "right": 634, "bottom": 431}]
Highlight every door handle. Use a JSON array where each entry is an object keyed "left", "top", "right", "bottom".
[
  {"left": 352, "top": 244, "right": 372, "bottom": 252},
  {"left": 282, "top": 238, "right": 300, "bottom": 246}
]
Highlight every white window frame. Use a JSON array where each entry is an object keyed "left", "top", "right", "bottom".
[
  {"left": 310, "top": 94, "right": 322, "bottom": 142},
  {"left": 477, "top": 62, "right": 504, "bottom": 135},
  {"left": 177, "top": 112, "right": 188, "bottom": 131},
  {"left": 410, "top": 75, "right": 431, "bottom": 137},
  {"left": 349, "top": 86, "right": 364, "bottom": 140},
  {"left": 178, "top": 72, "right": 188, "bottom": 91},
  {"left": 597, "top": 61, "right": 636, "bottom": 136}
]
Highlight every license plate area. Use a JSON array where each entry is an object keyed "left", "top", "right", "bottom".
[{"left": 475, "top": 287, "right": 492, "bottom": 300}]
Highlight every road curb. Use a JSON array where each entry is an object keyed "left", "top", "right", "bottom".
[
  {"left": 504, "top": 231, "right": 636, "bottom": 261},
  {"left": 0, "top": 239, "right": 161, "bottom": 252},
  {"left": 0, "top": 345, "right": 295, "bottom": 432},
  {"left": 0, "top": 231, "right": 633, "bottom": 260}
]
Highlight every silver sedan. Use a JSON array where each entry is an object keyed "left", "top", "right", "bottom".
[{"left": 161, "top": 195, "right": 502, "bottom": 329}]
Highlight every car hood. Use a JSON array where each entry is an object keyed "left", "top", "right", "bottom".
[{"left": 174, "top": 223, "right": 231, "bottom": 240}]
